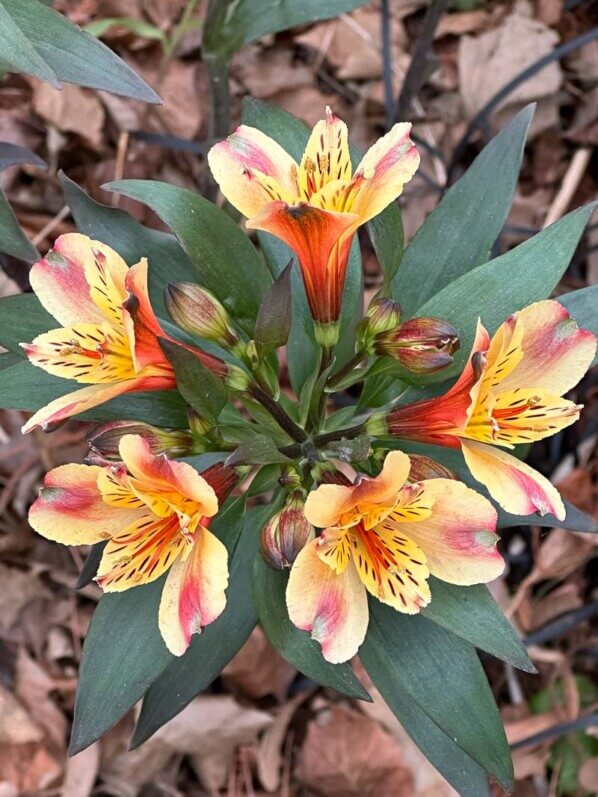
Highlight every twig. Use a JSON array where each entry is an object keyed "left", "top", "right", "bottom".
[
  {"left": 32, "top": 205, "right": 70, "bottom": 247},
  {"left": 112, "top": 131, "right": 130, "bottom": 208},
  {"left": 543, "top": 148, "right": 591, "bottom": 228}
]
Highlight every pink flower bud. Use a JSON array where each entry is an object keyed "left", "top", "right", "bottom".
[
  {"left": 375, "top": 317, "right": 460, "bottom": 374},
  {"left": 165, "top": 282, "right": 238, "bottom": 348},
  {"left": 86, "top": 421, "right": 192, "bottom": 464},
  {"left": 407, "top": 454, "right": 457, "bottom": 482},
  {"left": 260, "top": 492, "right": 314, "bottom": 569}
]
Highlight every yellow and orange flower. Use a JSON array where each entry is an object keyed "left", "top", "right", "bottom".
[
  {"left": 381, "top": 300, "right": 597, "bottom": 521},
  {"left": 208, "top": 108, "right": 419, "bottom": 335},
  {"left": 21, "top": 233, "right": 226, "bottom": 433},
  {"left": 286, "top": 451, "right": 503, "bottom": 663},
  {"left": 29, "top": 434, "right": 237, "bottom": 655}
]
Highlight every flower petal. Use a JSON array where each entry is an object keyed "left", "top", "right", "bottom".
[
  {"left": 207, "top": 125, "right": 298, "bottom": 219},
  {"left": 298, "top": 107, "right": 351, "bottom": 199},
  {"left": 498, "top": 300, "right": 597, "bottom": 395},
  {"left": 21, "top": 379, "right": 153, "bottom": 433},
  {"left": 122, "top": 258, "right": 167, "bottom": 371},
  {"left": 490, "top": 388, "right": 582, "bottom": 445},
  {"left": 29, "top": 234, "right": 128, "bottom": 327},
  {"left": 304, "top": 450, "right": 411, "bottom": 529},
  {"left": 287, "top": 538, "right": 368, "bottom": 664},
  {"left": 247, "top": 200, "right": 357, "bottom": 323},
  {"left": 29, "top": 463, "right": 142, "bottom": 545},
  {"left": 403, "top": 477, "right": 503, "bottom": 586},
  {"left": 349, "top": 123, "right": 419, "bottom": 223},
  {"left": 158, "top": 527, "right": 229, "bottom": 656},
  {"left": 461, "top": 439, "right": 565, "bottom": 521},
  {"left": 118, "top": 434, "right": 218, "bottom": 516}
]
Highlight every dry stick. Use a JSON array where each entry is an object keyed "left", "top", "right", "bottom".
[
  {"left": 543, "top": 147, "right": 592, "bottom": 228},
  {"left": 31, "top": 204, "right": 70, "bottom": 248},
  {"left": 111, "top": 130, "right": 131, "bottom": 208}
]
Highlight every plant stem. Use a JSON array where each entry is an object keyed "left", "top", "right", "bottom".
[
  {"left": 326, "top": 351, "right": 367, "bottom": 390},
  {"left": 249, "top": 384, "right": 308, "bottom": 444},
  {"left": 157, "top": 0, "right": 202, "bottom": 89},
  {"left": 313, "top": 423, "right": 366, "bottom": 449},
  {"left": 308, "top": 347, "right": 333, "bottom": 434},
  {"left": 206, "top": 56, "right": 231, "bottom": 141}
]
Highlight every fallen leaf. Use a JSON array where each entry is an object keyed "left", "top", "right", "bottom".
[
  {"left": 436, "top": 10, "right": 492, "bottom": 39},
  {"left": 504, "top": 710, "right": 563, "bottom": 745},
  {"left": 61, "top": 744, "right": 100, "bottom": 797},
  {"left": 295, "top": 703, "right": 415, "bottom": 797},
  {"left": 579, "top": 757, "right": 598, "bottom": 791},
  {"left": 31, "top": 82, "right": 105, "bottom": 149},
  {"left": 0, "top": 563, "right": 49, "bottom": 637},
  {"left": 222, "top": 627, "right": 296, "bottom": 701},
  {"left": 256, "top": 692, "right": 311, "bottom": 792},
  {"left": 15, "top": 647, "right": 67, "bottom": 753},
  {"left": 234, "top": 44, "right": 314, "bottom": 99}
]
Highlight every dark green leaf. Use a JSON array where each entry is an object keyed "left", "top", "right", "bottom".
[
  {"left": 159, "top": 339, "right": 227, "bottom": 425},
  {"left": 203, "top": 0, "right": 366, "bottom": 60},
  {"left": 252, "top": 556, "right": 371, "bottom": 701},
  {"left": 422, "top": 578, "right": 534, "bottom": 672},
  {"left": 392, "top": 105, "right": 534, "bottom": 316},
  {"left": 227, "top": 434, "right": 292, "bottom": 466},
  {"left": 254, "top": 262, "right": 292, "bottom": 356},
  {"left": 367, "top": 200, "right": 404, "bottom": 289},
  {"left": 0, "top": 188, "right": 40, "bottom": 262},
  {"left": 60, "top": 172, "right": 195, "bottom": 316},
  {"left": 0, "top": 293, "right": 56, "bottom": 355},
  {"left": 104, "top": 179, "right": 272, "bottom": 335},
  {"left": 558, "top": 286, "right": 598, "bottom": 367},
  {"left": 361, "top": 602, "right": 512, "bottom": 789},
  {"left": 0, "top": 0, "right": 160, "bottom": 101},
  {"left": 0, "top": 141, "right": 46, "bottom": 171},
  {"left": 70, "top": 575, "right": 172, "bottom": 754},
  {"left": 75, "top": 541, "right": 107, "bottom": 589},
  {"left": 132, "top": 498, "right": 261, "bottom": 746},
  {"left": 247, "top": 464, "right": 281, "bottom": 496}
]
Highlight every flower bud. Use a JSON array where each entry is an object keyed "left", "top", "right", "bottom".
[
  {"left": 165, "top": 282, "right": 238, "bottom": 348},
  {"left": 260, "top": 492, "right": 314, "bottom": 569},
  {"left": 375, "top": 317, "right": 460, "bottom": 374},
  {"left": 201, "top": 462, "right": 242, "bottom": 503},
  {"left": 407, "top": 454, "right": 457, "bottom": 482},
  {"left": 86, "top": 421, "right": 192, "bottom": 464},
  {"left": 357, "top": 297, "right": 402, "bottom": 351}
]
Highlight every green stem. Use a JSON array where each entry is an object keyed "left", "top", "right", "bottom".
[
  {"left": 308, "top": 347, "right": 333, "bottom": 434},
  {"left": 157, "top": 0, "right": 202, "bottom": 88},
  {"left": 206, "top": 56, "right": 231, "bottom": 141},
  {"left": 326, "top": 350, "right": 367, "bottom": 390},
  {"left": 249, "top": 384, "right": 308, "bottom": 444},
  {"left": 313, "top": 423, "right": 366, "bottom": 449}
]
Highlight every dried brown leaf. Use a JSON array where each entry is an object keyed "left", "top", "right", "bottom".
[
  {"left": 222, "top": 627, "right": 296, "bottom": 701},
  {"left": 32, "top": 83, "right": 105, "bottom": 149}
]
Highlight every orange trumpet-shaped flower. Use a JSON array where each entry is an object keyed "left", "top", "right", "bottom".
[
  {"left": 208, "top": 108, "right": 419, "bottom": 335},
  {"left": 286, "top": 451, "right": 503, "bottom": 663},
  {"left": 29, "top": 434, "right": 237, "bottom": 655},
  {"left": 21, "top": 233, "right": 226, "bottom": 433},
  {"left": 379, "top": 300, "right": 597, "bottom": 521}
]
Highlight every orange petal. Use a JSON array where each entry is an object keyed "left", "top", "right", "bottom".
[
  {"left": 349, "top": 123, "right": 419, "bottom": 222},
  {"left": 123, "top": 259, "right": 167, "bottom": 371},
  {"left": 118, "top": 434, "right": 218, "bottom": 516},
  {"left": 30, "top": 234, "right": 128, "bottom": 327},
  {"left": 207, "top": 125, "right": 298, "bottom": 219},
  {"left": 498, "top": 300, "right": 597, "bottom": 396},
  {"left": 298, "top": 107, "right": 351, "bottom": 199},
  {"left": 461, "top": 439, "right": 565, "bottom": 521},
  {"left": 247, "top": 200, "right": 358, "bottom": 323},
  {"left": 401, "top": 478, "right": 504, "bottom": 586},
  {"left": 304, "top": 450, "right": 410, "bottom": 529},
  {"left": 287, "top": 538, "right": 369, "bottom": 664},
  {"left": 28, "top": 463, "right": 142, "bottom": 545},
  {"left": 158, "top": 527, "right": 229, "bottom": 655}
]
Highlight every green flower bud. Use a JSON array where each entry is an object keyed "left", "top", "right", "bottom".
[
  {"left": 165, "top": 282, "right": 238, "bottom": 348},
  {"left": 357, "top": 297, "right": 402, "bottom": 352},
  {"left": 86, "top": 421, "right": 192, "bottom": 464}
]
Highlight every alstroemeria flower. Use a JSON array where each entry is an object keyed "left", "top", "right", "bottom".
[
  {"left": 29, "top": 434, "right": 236, "bottom": 655},
  {"left": 382, "top": 300, "right": 597, "bottom": 521},
  {"left": 21, "top": 233, "right": 226, "bottom": 433},
  {"left": 286, "top": 451, "right": 502, "bottom": 663},
  {"left": 208, "top": 108, "right": 419, "bottom": 334}
]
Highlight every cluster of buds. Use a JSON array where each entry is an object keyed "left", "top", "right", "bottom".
[
  {"left": 358, "top": 297, "right": 460, "bottom": 375},
  {"left": 86, "top": 421, "right": 192, "bottom": 465},
  {"left": 165, "top": 282, "right": 244, "bottom": 356},
  {"left": 260, "top": 491, "right": 314, "bottom": 570}
]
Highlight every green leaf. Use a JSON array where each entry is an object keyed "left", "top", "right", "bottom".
[
  {"left": 132, "top": 497, "right": 261, "bottom": 746},
  {"left": 361, "top": 602, "right": 512, "bottom": 790},
  {"left": 159, "top": 339, "right": 227, "bottom": 425},
  {"left": 104, "top": 179, "right": 272, "bottom": 335},
  {"left": 75, "top": 542, "right": 107, "bottom": 589},
  {"left": 252, "top": 556, "right": 371, "bottom": 701},
  {"left": 203, "top": 0, "right": 366, "bottom": 60},
  {"left": 0, "top": 141, "right": 46, "bottom": 171},
  {"left": 69, "top": 574, "right": 172, "bottom": 754},
  {"left": 0, "top": 0, "right": 160, "bottom": 101},
  {"left": 60, "top": 172, "right": 195, "bottom": 316},
  {"left": 367, "top": 200, "right": 404, "bottom": 289},
  {"left": 0, "top": 188, "right": 40, "bottom": 263},
  {"left": 0, "top": 358, "right": 188, "bottom": 425},
  {"left": 254, "top": 262, "right": 292, "bottom": 357},
  {"left": 247, "top": 463, "right": 281, "bottom": 496},
  {"left": 84, "top": 16, "right": 167, "bottom": 42},
  {"left": 392, "top": 105, "right": 534, "bottom": 316},
  {"left": 227, "top": 434, "right": 292, "bottom": 466},
  {"left": 0, "top": 293, "right": 57, "bottom": 355},
  {"left": 422, "top": 578, "right": 534, "bottom": 672},
  {"left": 559, "top": 286, "right": 598, "bottom": 366},
  {"left": 410, "top": 203, "right": 597, "bottom": 386}
]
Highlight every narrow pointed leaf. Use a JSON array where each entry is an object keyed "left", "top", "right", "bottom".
[
  {"left": 254, "top": 262, "right": 292, "bottom": 356},
  {"left": 367, "top": 200, "right": 404, "bottom": 289},
  {"left": 0, "top": 189, "right": 40, "bottom": 262},
  {"left": 227, "top": 435, "right": 292, "bottom": 466},
  {"left": 0, "top": 142, "right": 47, "bottom": 172},
  {"left": 159, "top": 339, "right": 227, "bottom": 425},
  {"left": 559, "top": 286, "right": 598, "bottom": 366}
]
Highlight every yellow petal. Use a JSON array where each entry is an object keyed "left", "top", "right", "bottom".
[
  {"left": 207, "top": 125, "right": 298, "bottom": 219},
  {"left": 498, "top": 299, "right": 597, "bottom": 396},
  {"left": 400, "top": 478, "right": 504, "bottom": 586},
  {"left": 97, "top": 466, "right": 145, "bottom": 510},
  {"left": 287, "top": 538, "right": 369, "bottom": 664},
  {"left": 316, "top": 526, "right": 352, "bottom": 575},
  {"left": 298, "top": 107, "right": 351, "bottom": 200},
  {"left": 490, "top": 388, "right": 582, "bottom": 445},
  {"left": 461, "top": 439, "right": 565, "bottom": 521},
  {"left": 158, "top": 527, "right": 229, "bottom": 656},
  {"left": 29, "top": 463, "right": 142, "bottom": 545}
]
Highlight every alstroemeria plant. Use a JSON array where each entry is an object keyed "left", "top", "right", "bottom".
[{"left": 2, "top": 103, "right": 595, "bottom": 792}]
